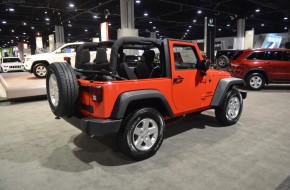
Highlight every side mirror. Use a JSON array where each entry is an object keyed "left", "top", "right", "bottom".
[
  {"left": 55, "top": 49, "right": 61, "bottom": 54},
  {"left": 197, "top": 59, "right": 210, "bottom": 76}
]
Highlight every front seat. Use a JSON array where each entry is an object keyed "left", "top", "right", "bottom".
[
  {"left": 136, "top": 50, "right": 160, "bottom": 79},
  {"left": 118, "top": 62, "right": 137, "bottom": 80}
]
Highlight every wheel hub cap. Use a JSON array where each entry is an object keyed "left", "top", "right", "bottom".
[
  {"left": 132, "top": 118, "right": 159, "bottom": 151},
  {"left": 36, "top": 66, "right": 47, "bottom": 76},
  {"left": 49, "top": 74, "right": 59, "bottom": 107},
  {"left": 226, "top": 97, "right": 240, "bottom": 120},
  {"left": 250, "top": 76, "right": 262, "bottom": 89}
]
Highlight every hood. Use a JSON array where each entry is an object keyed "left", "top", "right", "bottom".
[{"left": 26, "top": 52, "right": 55, "bottom": 59}]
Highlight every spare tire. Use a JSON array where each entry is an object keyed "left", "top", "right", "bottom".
[
  {"left": 216, "top": 55, "right": 230, "bottom": 69},
  {"left": 46, "top": 62, "right": 79, "bottom": 117}
]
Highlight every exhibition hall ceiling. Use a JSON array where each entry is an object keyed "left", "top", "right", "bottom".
[{"left": 0, "top": 0, "right": 289, "bottom": 47}]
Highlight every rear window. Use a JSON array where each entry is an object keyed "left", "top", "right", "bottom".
[{"left": 264, "top": 51, "right": 282, "bottom": 60}]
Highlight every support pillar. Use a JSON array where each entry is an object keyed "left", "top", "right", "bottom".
[
  {"left": 18, "top": 43, "right": 24, "bottom": 61},
  {"left": 150, "top": 32, "right": 156, "bottom": 38},
  {"left": 235, "top": 18, "right": 245, "bottom": 49},
  {"left": 55, "top": 25, "right": 64, "bottom": 48},
  {"left": 48, "top": 34, "right": 55, "bottom": 52},
  {"left": 204, "top": 17, "right": 216, "bottom": 62},
  {"left": 117, "top": 0, "right": 138, "bottom": 39},
  {"left": 100, "top": 22, "right": 109, "bottom": 41}
]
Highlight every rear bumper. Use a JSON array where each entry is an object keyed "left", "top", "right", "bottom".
[{"left": 63, "top": 114, "right": 122, "bottom": 137}]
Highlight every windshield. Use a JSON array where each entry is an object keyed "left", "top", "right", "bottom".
[{"left": 3, "top": 58, "right": 21, "bottom": 63}]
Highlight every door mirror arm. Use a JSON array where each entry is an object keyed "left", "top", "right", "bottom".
[{"left": 197, "top": 60, "right": 210, "bottom": 76}]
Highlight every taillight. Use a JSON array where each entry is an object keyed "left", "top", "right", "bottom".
[{"left": 92, "top": 86, "right": 103, "bottom": 102}]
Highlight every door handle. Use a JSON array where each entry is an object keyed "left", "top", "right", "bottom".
[{"left": 174, "top": 76, "right": 184, "bottom": 83}]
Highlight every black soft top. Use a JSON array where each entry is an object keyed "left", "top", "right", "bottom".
[{"left": 109, "top": 37, "right": 163, "bottom": 74}]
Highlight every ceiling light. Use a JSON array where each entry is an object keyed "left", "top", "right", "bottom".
[
  {"left": 136, "top": 0, "right": 141, "bottom": 3},
  {"left": 153, "top": 26, "right": 156, "bottom": 29},
  {"left": 68, "top": 34, "right": 71, "bottom": 36},
  {"left": 284, "top": 17, "right": 288, "bottom": 20},
  {"left": 2, "top": 21, "right": 7, "bottom": 24},
  {"left": 23, "top": 22, "right": 27, "bottom": 25},
  {"left": 69, "top": 3, "right": 75, "bottom": 8},
  {"left": 45, "top": 18, "right": 50, "bottom": 21},
  {"left": 108, "top": 23, "right": 111, "bottom": 26},
  {"left": 187, "top": 29, "right": 189, "bottom": 32},
  {"left": 285, "top": 27, "right": 288, "bottom": 30},
  {"left": 218, "top": 28, "right": 222, "bottom": 31},
  {"left": 255, "top": 9, "right": 260, "bottom": 13},
  {"left": 149, "top": 21, "right": 152, "bottom": 24},
  {"left": 93, "top": 15, "right": 98, "bottom": 19},
  {"left": 37, "top": 32, "right": 40, "bottom": 35},
  {"left": 31, "top": 26, "right": 35, "bottom": 29},
  {"left": 144, "top": 12, "right": 148, "bottom": 16},
  {"left": 193, "top": 19, "right": 197, "bottom": 23},
  {"left": 227, "top": 24, "right": 230, "bottom": 27},
  {"left": 58, "top": 12, "right": 60, "bottom": 15},
  {"left": 68, "top": 20, "right": 71, "bottom": 23},
  {"left": 68, "top": 24, "right": 72, "bottom": 27},
  {"left": 156, "top": 30, "right": 159, "bottom": 33},
  {"left": 261, "top": 23, "right": 265, "bottom": 27},
  {"left": 197, "top": 10, "right": 202, "bottom": 14},
  {"left": 16, "top": 36, "right": 18, "bottom": 38},
  {"left": 45, "top": 11, "right": 47, "bottom": 14},
  {"left": 23, "top": 32, "right": 26, "bottom": 35},
  {"left": 189, "top": 25, "right": 192, "bottom": 28},
  {"left": 9, "top": 8, "right": 14, "bottom": 12},
  {"left": 85, "top": 29, "right": 88, "bottom": 32},
  {"left": 11, "top": 29, "right": 14, "bottom": 32}
]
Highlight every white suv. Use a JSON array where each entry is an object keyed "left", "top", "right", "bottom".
[
  {"left": 24, "top": 42, "right": 96, "bottom": 78},
  {"left": 0, "top": 57, "right": 25, "bottom": 73}
]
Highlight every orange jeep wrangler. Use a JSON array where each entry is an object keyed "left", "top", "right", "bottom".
[{"left": 46, "top": 37, "right": 247, "bottom": 160}]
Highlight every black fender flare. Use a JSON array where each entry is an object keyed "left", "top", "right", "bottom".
[
  {"left": 211, "top": 77, "right": 247, "bottom": 107},
  {"left": 111, "top": 90, "right": 174, "bottom": 119}
]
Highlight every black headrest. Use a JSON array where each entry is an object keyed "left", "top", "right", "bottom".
[
  {"left": 80, "top": 49, "right": 90, "bottom": 64},
  {"left": 95, "top": 48, "right": 108, "bottom": 64},
  {"left": 142, "top": 50, "right": 155, "bottom": 63}
]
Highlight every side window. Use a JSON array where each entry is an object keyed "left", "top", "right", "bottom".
[
  {"left": 247, "top": 52, "right": 265, "bottom": 60},
  {"left": 61, "top": 45, "right": 76, "bottom": 53},
  {"left": 173, "top": 45, "right": 199, "bottom": 70},
  {"left": 285, "top": 52, "right": 290, "bottom": 61},
  {"left": 265, "top": 51, "right": 282, "bottom": 60}
]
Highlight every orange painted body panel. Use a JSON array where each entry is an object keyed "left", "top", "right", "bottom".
[{"left": 78, "top": 40, "right": 231, "bottom": 119}]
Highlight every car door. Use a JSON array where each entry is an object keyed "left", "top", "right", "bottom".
[
  {"left": 55, "top": 44, "right": 78, "bottom": 68},
  {"left": 284, "top": 51, "right": 290, "bottom": 81},
  {"left": 265, "top": 51, "right": 289, "bottom": 81},
  {"left": 169, "top": 40, "right": 207, "bottom": 111}
]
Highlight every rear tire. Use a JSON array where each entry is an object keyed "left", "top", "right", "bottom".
[
  {"left": 33, "top": 63, "right": 48, "bottom": 78},
  {"left": 246, "top": 73, "right": 265, "bottom": 90},
  {"left": 46, "top": 62, "right": 79, "bottom": 117},
  {"left": 119, "top": 108, "right": 165, "bottom": 160},
  {"left": 215, "top": 89, "right": 243, "bottom": 126}
]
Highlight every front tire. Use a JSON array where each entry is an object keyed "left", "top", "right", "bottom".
[
  {"left": 46, "top": 62, "right": 79, "bottom": 117},
  {"left": 246, "top": 73, "right": 265, "bottom": 90},
  {"left": 33, "top": 63, "right": 48, "bottom": 78},
  {"left": 215, "top": 89, "right": 243, "bottom": 126},
  {"left": 119, "top": 108, "right": 165, "bottom": 160}
]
